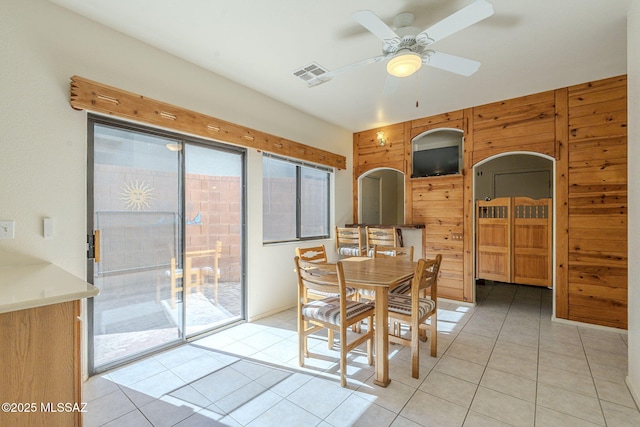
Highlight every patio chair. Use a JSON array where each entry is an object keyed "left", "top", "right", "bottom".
[
  {"left": 294, "top": 256, "right": 375, "bottom": 387},
  {"left": 167, "top": 241, "right": 222, "bottom": 307}
]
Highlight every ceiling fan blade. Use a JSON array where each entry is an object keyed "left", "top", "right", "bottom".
[
  {"left": 416, "top": 0, "right": 494, "bottom": 46},
  {"left": 424, "top": 51, "right": 481, "bottom": 76},
  {"left": 322, "top": 55, "right": 388, "bottom": 79},
  {"left": 352, "top": 10, "right": 400, "bottom": 46}
]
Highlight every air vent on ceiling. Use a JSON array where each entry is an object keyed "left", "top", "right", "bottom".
[{"left": 293, "top": 63, "right": 331, "bottom": 87}]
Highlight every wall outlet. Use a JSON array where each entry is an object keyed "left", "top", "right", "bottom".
[{"left": 0, "top": 220, "right": 15, "bottom": 239}]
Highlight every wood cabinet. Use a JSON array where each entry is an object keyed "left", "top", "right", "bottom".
[
  {"left": 0, "top": 262, "right": 98, "bottom": 427},
  {"left": 0, "top": 301, "right": 82, "bottom": 426}
]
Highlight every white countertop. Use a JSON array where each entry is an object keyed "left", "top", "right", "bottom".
[{"left": 0, "top": 263, "right": 99, "bottom": 314}]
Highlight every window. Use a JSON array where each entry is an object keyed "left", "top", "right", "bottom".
[{"left": 263, "top": 154, "right": 331, "bottom": 243}]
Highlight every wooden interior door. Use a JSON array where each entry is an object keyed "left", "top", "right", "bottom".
[
  {"left": 512, "top": 197, "right": 552, "bottom": 287},
  {"left": 476, "top": 198, "right": 512, "bottom": 282}
]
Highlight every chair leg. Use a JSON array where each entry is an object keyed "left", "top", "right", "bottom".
[
  {"left": 298, "top": 317, "right": 305, "bottom": 366},
  {"left": 340, "top": 327, "right": 347, "bottom": 387},
  {"left": 367, "top": 314, "right": 374, "bottom": 366},
  {"left": 411, "top": 320, "right": 420, "bottom": 379},
  {"left": 328, "top": 329, "right": 335, "bottom": 349},
  {"left": 420, "top": 324, "right": 428, "bottom": 342},
  {"left": 430, "top": 314, "right": 437, "bottom": 357}
]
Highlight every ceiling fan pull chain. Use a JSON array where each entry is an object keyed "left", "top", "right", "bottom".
[{"left": 416, "top": 73, "right": 420, "bottom": 108}]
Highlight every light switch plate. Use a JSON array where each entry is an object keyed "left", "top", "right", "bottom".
[
  {"left": 43, "top": 217, "right": 53, "bottom": 239},
  {"left": 0, "top": 220, "right": 15, "bottom": 239}
]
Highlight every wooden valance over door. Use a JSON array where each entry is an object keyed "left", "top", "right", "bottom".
[
  {"left": 69, "top": 75, "right": 346, "bottom": 170},
  {"left": 476, "top": 197, "right": 552, "bottom": 287}
]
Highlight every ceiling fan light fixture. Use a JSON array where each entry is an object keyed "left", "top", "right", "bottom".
[{"left": 387, "top": 51, "right": 422, "bottom": 77}]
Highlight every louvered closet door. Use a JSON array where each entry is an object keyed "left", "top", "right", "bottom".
[
  {"left": 512, "top": 197, "right": 552, "bottom": 287},
  {"left": 476, "top": 198, "right": 512, "bottom": 282}
]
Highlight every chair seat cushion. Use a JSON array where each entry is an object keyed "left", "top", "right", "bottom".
[
  {"left": 337, "top": 246, "right": 364, "bottom": 257},
  {"left": 368, "top": 248, "right": 398, "bottom": 257},
  {"left": 387, "top": 294, "right": 435, "bottom": 318},
  {"left": 390, "top": 282, "right": 411, "bottom": 295},
  {"left": 309, "top": 287, "right": 357, "bottom": 298},
  {"left": 302, "top": 298, "right": 374, "bottom": 325}
]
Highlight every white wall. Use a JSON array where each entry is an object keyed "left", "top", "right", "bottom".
[
  {"left": 0, "top": 0, "right": 352, "bottom": 321},
  {"left": 626, "top": 0, "right": 640, "bottom": 406}
]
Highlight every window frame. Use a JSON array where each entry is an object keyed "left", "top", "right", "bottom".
[{"left": 262, "top": 153, "right": 332, "bottom": 244}]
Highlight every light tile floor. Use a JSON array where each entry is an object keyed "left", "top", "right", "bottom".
[{"left": 83, "top": 283, "right": 640, "bottom": 426}]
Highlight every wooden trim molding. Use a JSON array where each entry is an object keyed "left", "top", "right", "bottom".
[
  {"left": 69, "top": 76, "right": 346, "bottom": 170},
  {"left": 554, "top": 88, "right": 569, "bottom": 319}
]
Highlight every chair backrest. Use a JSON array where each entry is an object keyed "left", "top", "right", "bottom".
[
  {"left": 373, "top": 245, "right": 414, "bottom": 261},
  {"left": 294, "top": 257, "right": 349, "bottom": 313},
  {"left": 296, "top": 245, "right": 328, "bottom": 263},
  {"left": 335, "top": 226, "right": 363, "bottom": 257},
  {"left": 411, "top": 254, "right": 442, "bottom": 299},
  {"left": 366, "top": 226, "right": 398, "bottom": 253}
]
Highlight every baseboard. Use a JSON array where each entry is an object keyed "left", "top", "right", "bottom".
[
  {"left": 551, "top": 316, "right": 628, "bottom": 335},
  {"left": 437, "top": 296, "right": 475, "bottom": 307}
]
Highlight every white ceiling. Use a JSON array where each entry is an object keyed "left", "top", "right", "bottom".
[{"left": 50, "top": 0, "right": 631, "bottom": 133}]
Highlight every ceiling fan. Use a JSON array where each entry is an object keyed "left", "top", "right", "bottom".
[{"left": 296, "top": 0, "right": 494, "bottom": 87}]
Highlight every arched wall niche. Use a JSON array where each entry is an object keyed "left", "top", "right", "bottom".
[
  {"left": 357, "top": 167, "right": 404, "bottom": 225},
  {"left": 411, "top": 128, "right": 464, "bottom": 178}
]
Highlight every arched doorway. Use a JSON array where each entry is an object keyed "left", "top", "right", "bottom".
[
  {"left": 472, "top": 152, "right": 555, "bottom": 305},
  {"left": 357, "top": 168, "right": 405, "bottom": 225}
]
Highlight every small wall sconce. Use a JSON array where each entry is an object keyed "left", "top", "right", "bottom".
[{"left": 376, "top": 131, "right": 386, "bottom": 146}]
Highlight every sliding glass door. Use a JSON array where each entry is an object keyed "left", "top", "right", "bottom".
[
  {"left": 88, "top": 116, "right": 245, "bottom": 373},
  {"left": 183, "top": 144, "right": 244, "bottom": 336}
]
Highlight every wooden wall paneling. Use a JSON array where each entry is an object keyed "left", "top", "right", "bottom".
[
  {"left": 472, "top": 96, "right": 556, "bottom": 132},
  {"left": 354, "top": 124, "right": 406, "bottom": 178},
  {"left": 411, "top": 175, "right": 465, "bottom": 300},
  {"left": 353, "top": 75, "right": 628, "bottom": 326},
  {"left": 462, "top": 108, "right": 474, "bottom": 302},
  {"left": 555, "top": 88, "right": 570, "bottom": 319},
  {"left": 472, "top": 90, "right": 556, "bottom": 164},
  {"left": 70, "top": 76, "right": 345, "bottom": 170},
  {"left": 403, "top": 121, "right": 413, "bottom": 224},
  {"left": 472, "top": 124, "right": 555, "bottom": 162},
  {"left": 411, "top": 110, "right": 464, "bottom": 133},
  {"left": 352, "top": 133, "right": 359, "bottom": 224},
  {"left": 353, "top": 123, "right": 406, "bottom": 224},
  {"left": 407, "top": 112, "right": 466, "bottom": 298},
  {"left": 567, "top": 75, "right": 627, "bottom": 329}
]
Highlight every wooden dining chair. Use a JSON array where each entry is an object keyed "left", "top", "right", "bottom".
[
  {"left": 296, "top": 245, "right": 328, "bottom": 263},
  {"left": 372, "top": 245, "right": 413, "bottom": 260},
  {"left": 295, "top": 245, "right": 357, "bottom": 301},
  {"left": 365, "top": 226, "right": 399, "bottom": 256},
  {"left": 387, "top": 254, "right": 442, "bottom": 378},
  {"left": 294, "top": 256, "right": 375, "bottom": 387},
  {"left": 335, "top": 226, "right": 365, "bottom": 258},
  {"left": 357, "top": 245, "right": 415, "bottom": 302}
]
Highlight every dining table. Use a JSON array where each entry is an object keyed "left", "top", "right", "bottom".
[{"left": 339, "top": 256, "right": 416, "bottom": 387}]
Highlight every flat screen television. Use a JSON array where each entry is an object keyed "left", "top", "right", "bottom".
[{"left": 412, "top": 146, "right": 460, "bottom": 178}]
